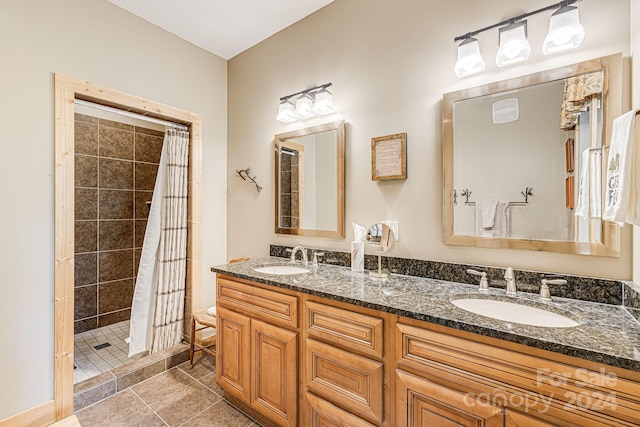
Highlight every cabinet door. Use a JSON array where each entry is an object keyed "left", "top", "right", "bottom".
[
  {"left": 251, "top": 318, "right": 298, "bottom": 427},
  {"left": 505, "top": 410, "right": 557, "bottom": 427},
  {"left": 216, "top": 306, "right": 251, "bottom": 404},
  {"left": 396, "top": 370, "right": 503, "bottom": 427}
]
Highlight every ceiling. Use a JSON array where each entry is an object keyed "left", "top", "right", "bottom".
[{"left": 107, "top": 0, "right": 334, "bottom": 60}]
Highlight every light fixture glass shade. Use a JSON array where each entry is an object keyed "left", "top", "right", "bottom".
[
  {"left": 543, "top": 6, "right": 585, "bottom": 55},
  {"left": 295, "top": 94, "right": 316, "bottom": 119},
  {"left": 312, "top": 88, "right": 336, "bottom": 115},
  {"left": 496, "top": 21, "right": 531, "bottom": 67},
  {"left": 454, "top": 37, "right": 485, "bottom": 78},
  {"left": 276, "top": 99, "right": 297, "bottom": 123}
]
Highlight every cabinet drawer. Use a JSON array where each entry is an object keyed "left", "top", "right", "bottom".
[
  {"left": 396, "top": 369, "right": 503, "bottom": 427},
  {"left": 217, "top": 277, "right": 298, "bottom": 329},
  {"left": 306, "top": 392, "right": 376, "bottom": 427},
  {"left": 305, "top": 338, "right": 384, "bottom": 424},
  {"left": 396, "top": 322, "right": 640, "bottom": 426},
  {"left": 305, "top": 300, "right": 384, "bottom": 359}
]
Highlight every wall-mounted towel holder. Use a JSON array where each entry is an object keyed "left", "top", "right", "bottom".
[
  {"left": 236, "top": 168, "right": 263, "bottom": 193},
  {"left": 456, "top": 187, "right": 533, "bottom": 206}
]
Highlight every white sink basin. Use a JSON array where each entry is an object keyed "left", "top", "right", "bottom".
[
  {"left": 253, "top": 265, "right": 310, "bottom": 275},
  {"left": 451, "top": 298, "right": 579, "bottom": 328}
]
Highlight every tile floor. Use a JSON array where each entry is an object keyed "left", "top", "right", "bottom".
[
  {"left": 75, "top": 356, "right": 262, "bottom": 427},
  {"left": 74, "top": 320, "right": 141, "bottom": 384}
]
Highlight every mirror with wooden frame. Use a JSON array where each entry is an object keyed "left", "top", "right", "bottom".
[
  {"left": 275, "top": 120, "right": 345, "bottom": 238},
  {"left": 443, "top": 54, "right": 622, "bottom": 256}
]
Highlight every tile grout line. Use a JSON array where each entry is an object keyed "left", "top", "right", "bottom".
[{"left": 128, "top": 387, "right": 170, "bottom": 427}]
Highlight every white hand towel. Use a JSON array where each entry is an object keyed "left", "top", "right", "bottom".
[
  {"left": 475, "top": 200, "right": 509, "bottom": 237},
  {"left": 575, "top": 149, "right": 603, "bottom": 219},
  {"left": 603, "top": 109, "right": 640, "bottom": 225},
  {"left": 589, "top": 150, "right": 602, "bottom": 218},
  {"left": 207, "top": 306, "right": 217, "bottom": 316},
  {"left": 480, "top": 199, "right": 499, "bottom": 229},
  {"left": 574, "top": 149, "right": 590, "bottom": 218}
]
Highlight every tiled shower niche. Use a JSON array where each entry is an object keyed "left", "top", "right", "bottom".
[{"left": 74, "top": 113, "right": 163, "bottom": 334}]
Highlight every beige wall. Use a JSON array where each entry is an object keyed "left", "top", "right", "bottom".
[
  {"left": 228, "top": 0, "right": 631, "bottom": 279},
  {"left": 0, "top": 0, "right": 227, "bottom": 419},
  {"left": 632, "top": 1, "right": 640, "bottom": 283}
]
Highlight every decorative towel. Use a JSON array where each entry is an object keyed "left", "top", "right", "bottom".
[
  {"left": 603, "top": 109, "right": 640, "bottom": 225},
  {"left": 575, "top": 149, "right": 602, "bottom": 219},
  {"left": 207, "top": 306, "right": 216, "bottom": 316},
  {"left": 475, "top": 200, "right": 510, "bottom": 237}
]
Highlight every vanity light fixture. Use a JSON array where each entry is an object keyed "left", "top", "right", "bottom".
[
  {"left": 276, "top": 83, "right": 335, "bottom": 123},
  {"left": 543, "top": 3, "right": 585, "bottom": 54},
  {"left": 496, "top": 21, "right": 531, "bottom": 67},
  {"left": 454, "top": 36, "right": 485, "bottom": 78},
  {"left": 453, "top": 0, "right": 585, "bottom": 77}
]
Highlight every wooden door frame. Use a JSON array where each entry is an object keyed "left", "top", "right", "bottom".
[{"left": 53, "top": 74, "right": 203, "bottom": 420}]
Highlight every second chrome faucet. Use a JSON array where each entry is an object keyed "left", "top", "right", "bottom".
[{"left": 505, "top": 267, "right": 516, "bottom": 295}]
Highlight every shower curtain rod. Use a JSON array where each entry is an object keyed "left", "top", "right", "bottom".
[{"left": 74, "top": 99, "right": 189, "bottom": 131}]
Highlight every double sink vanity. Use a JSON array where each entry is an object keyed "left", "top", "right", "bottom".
[
  {"left": 210, "top": 53, "right": 640, "bottom": 426},
  {"left": 211, "top": 255, "right": 640, "bottom": 427}
]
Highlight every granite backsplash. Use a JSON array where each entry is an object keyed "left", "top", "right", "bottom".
[{"left": 270, "top": 244, "right": 639, "bottom": 309}]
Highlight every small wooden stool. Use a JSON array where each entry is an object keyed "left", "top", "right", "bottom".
[
  {"left": 189, "top": 257, "right": 251, "bottom": 366},
  {"left": 189, "top": 308, "right": 217, "bottom": 367}
]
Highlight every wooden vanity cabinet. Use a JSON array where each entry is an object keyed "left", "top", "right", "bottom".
[
  {"left": 215, "top": 274, "right": 640, "bottom": 427},
  {"left": 216, "top": 276, "right": 299, "bottom": 427}
]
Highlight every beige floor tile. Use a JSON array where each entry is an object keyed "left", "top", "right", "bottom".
[
  {"left": 197, "top": 373, "right": 224, "bottom": 396},
  {"left": 109, "top": 405, "right": 167, "bottom": 427},
  {"left": 178, "top": 355, "right": 215, "bottom": 380},
  {"left": 149, "top": 381, "right": 221, "bottom": 427},
  {"left": 132, "top": 367, "right": 195, "bottom": 405},
  {"left": 180, "top": 400, "right": 254, "bottom": 427},
  {"left": 75, "top": 389, "right": 147, "bottom": 427}
]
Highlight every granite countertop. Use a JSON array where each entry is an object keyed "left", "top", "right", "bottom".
[{"left": 211, "top": 257, "right": 640, "bottom": 372}]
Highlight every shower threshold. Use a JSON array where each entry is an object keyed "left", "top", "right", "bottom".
[{"left": 73, "top": 322, "right": 190, "bottom": 412}]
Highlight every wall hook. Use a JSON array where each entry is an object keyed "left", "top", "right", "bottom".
[
  {"left": 236, "top": 168, "right": 262, "bottom": 193},
  {"left": 521, "top": 187, "right": 533, "bottom": 203},
  {"left": 461, "top": 189, "right": 472, "bottom": 204}
]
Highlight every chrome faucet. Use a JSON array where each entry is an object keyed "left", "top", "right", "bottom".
[
  {"left": 505, "top": 267, "right": 516, "bottom": 296},
  {"left": 286, "top": 246, "right": 308, "bottom": 265},
  {"left": 540, "top": 278, "right": 567, "bottom": 301},
  {"left": 467, "top": 269, "right": 489, "bottom": 292},
  {"left": 312, "top": 251, "right": 325, "bottom": 267}
]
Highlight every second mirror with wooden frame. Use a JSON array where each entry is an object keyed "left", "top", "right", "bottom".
[{"left": 275, "top": 120, "right": 345, "bottom": 238}]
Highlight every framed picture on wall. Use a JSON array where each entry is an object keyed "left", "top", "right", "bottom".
[{"left": 371, "top": 133, "right": 407, "bottom": 181}]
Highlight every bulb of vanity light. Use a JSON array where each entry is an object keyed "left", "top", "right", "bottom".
[
  {"left": 543, "top": 6, "right": 585, "bottom": 55},
  {"left": 496, "top": 22, "right": 531, "bottom": 67},
  {"left": 454, "top": 37, "right": 485, "bottom": 78},
  {"left": 276, "top": 99, "right": 297, "bottom": 123},
  {"left": 295, "top": 94, "right": 316, "bottom": 119},
  {"left": 312, "top": 88, "right": 336, "bottom": 115}
]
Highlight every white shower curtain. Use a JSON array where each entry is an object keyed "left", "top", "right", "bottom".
[{"left": 128, "top": 129, "right": 189, "bottom": 357}]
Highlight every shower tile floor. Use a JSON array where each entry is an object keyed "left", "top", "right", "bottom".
[{"left": 74, "top": 320, "right": 140, "bottom": 384}]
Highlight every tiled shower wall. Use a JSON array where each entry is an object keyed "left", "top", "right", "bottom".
[
  {"left": 74, "top": 113, "right": 163, "bottom": 334},
  {"left": 279, "top": 152, "right": 300, "bottom": 228}
]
